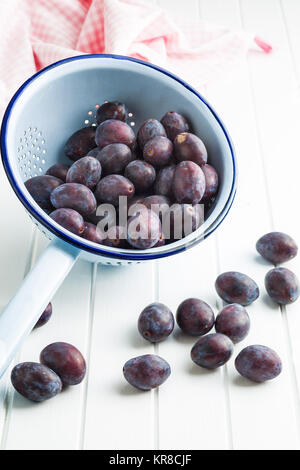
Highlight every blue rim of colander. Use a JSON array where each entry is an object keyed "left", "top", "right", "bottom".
[{"left": 1, "top": 54, "right": 237, "bottom": 261}]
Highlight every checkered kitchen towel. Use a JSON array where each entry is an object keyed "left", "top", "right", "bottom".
[{"left": 0, "top": 0, "right": 271, "bottom": 118}]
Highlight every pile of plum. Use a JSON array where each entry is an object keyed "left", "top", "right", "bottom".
[
  {"left": 123, "top": 232, "right": 299, "bottom": 390},
  {"left": 9, "top": 223, "right": 299, "bottom": 402},
  {"left": 10, "top": 232, "right": 299, "bottom": 401},
  {"left": 24, "top": 101, "right": 219, "bottom": 249}
]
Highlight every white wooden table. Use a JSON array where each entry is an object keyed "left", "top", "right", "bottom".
[{"left": 0, "top": 0, "right": 300, "bottom": 450}]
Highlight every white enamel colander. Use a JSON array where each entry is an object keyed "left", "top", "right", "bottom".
[{"left": 0, "top": 54, "right": 237, "bottom": 378}]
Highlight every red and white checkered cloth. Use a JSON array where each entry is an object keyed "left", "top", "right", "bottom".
[{"left": 0, "top": 0, "right": 271, "bottom": 118}]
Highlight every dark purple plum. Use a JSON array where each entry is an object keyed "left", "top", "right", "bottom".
[
  {"left": 235, "top": 345, "right": 282, "bottom": 383},
  {"left": 215, "top": 271, "right": 259, "bottom": 306},
  {"left": 168, "top": 203, "right": 203, "bottom": 240},
  {"left": 204, "top": 197, "right": 216, "bottom": 215},
  {"left": 202, "top": 164, "right": 219, "bottom": 201},
  {"left": 35, "top": 302, "right": 52, "bottom": 329},
  {"left": 94, "top": 175, "right": 135, "bottom": 206},
  {"left": 96, "top": 101, "right": 128, "bottom": 124},
  {"left": 138, "top": 303, "right": 174, "bottom": 343},
  {"left": 82, "top": 222, "right": 104, "bottom": 244},
  {"left": 46, "top": 163, "right": 70, "bottom": 182},
  {"left": 131, "top": 141, "right": 143, "bottom": 160},
  {"left": 50, "top": 208, "right": 85, "bottom": 235},
  {"left": 265, "top": 267, "right": 299, "bottom": 304},
  {"left": 64, "top": 126, "right": 96, "bottom": 161},
  {"left": 215, "top": 303, "right": 250, "bottom": 343},
  {"left": 102, "top": 225, "right": 128, "bottom": 248},
  {"left": 85, "top": 207, "right": 106, "bottom": 225},
  {"left": 256, "top": 232, "right": 298, "bottom": 264},
  {"left": 25, "top": 175, "right": 63, "bottom": 210},
  {"left": 161, "top": 111, "right": 190, "bottom": 141},
  {"left": 139, "top": 195, "right": 170, "bottom": 223},
  {"left": 50, "top": 183, "right": 96, "bottom": 216},
  {"left": 127, "top": 209, "right": 161, "bottom": 249},
  {"left": 123, "top": 354, "right": 171, "bottom": 390},
  {"left": 174, "top": 132, "right": 207, "bottom": 167},
  {"left": 11, "top": 362, "right": 62, "bottom": 402},
  {"left": 66, "top": 156, "right": 101, "bottom": 190},
  {"left": 125, "top": 160, "right": 156, "bottom": 192},
  {"left": 95, "top": 119, "right": 135, "bottom": 149},
  {"left": 191, "top": 333, "right": 234, "bottom": 369},
  {"left": 143, "top": 136, "right": 173, "bottom": 167},
  {"left": 95, "top": 143, "right": 132, "bottom": 175},
  {"left": 172, "top": 161, "right": 206, "bottom": 204},
  {"left": 154, "top": 164, "right": 176, "bottom": 198},
  {"left": 40, "top": 342, "right": 86, "bottom": 386},
  {"left": 176, "top": 298, "right": 214, "bottom": 336},
  {"left": 86, "top": 204, "right": 117, "bottom": 230},
  {"left": 137, "top": 119, "right": 167, "bottom": 148}
]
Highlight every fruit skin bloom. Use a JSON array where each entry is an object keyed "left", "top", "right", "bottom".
[
  {"left": 123, "top": 354, "right": 171, "bottom": 390},
  {"left": 161, "top": 111, "right": 190, "bottom": 141},
  {"left": 215, "top": 303, "right": 250, "bottom": 343},
  {"left": 215, "top": 271, "right": 259, "bottom": 306},
  {"left": 95, "top": 119, "right": 135, "bottom": 149},
  {"left": 191, "top": 333, "right": 234, "bottom": 369},
  {"left": 40, "top": 342, "right": 86, "bottom": 386},
  {"left": 176, "top": 298, "right": 215, "bottom": 336},
  {"left": 174, "top": 132, "right": 207, "bottom": 167},
  {"left": 256, "top": 232, "right": 298, "bottom": 264},
  {"left": 265, "top": 267, "right": 299, "bottom": 305},
  {"left": 235, "top": 345, "right": 282, "bottom": 383},
  {"left": 138, "top": 303, "right": 174, "bottom": 343},
  {"left": 127, "top": 209, "right": 161, "bottom": 249},
  {"left": 172, "top": 161, "right": 206, "bottom": 205},
  {"left": 143, "top": 136, "right": 173, "bottom": 167},
  {"left": 11, "top": 362, "right": 62, "bottom": 402}
]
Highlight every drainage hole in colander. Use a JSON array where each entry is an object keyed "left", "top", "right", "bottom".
[{"left": 18, "top": 127, "right": 47, "bottom": 179}]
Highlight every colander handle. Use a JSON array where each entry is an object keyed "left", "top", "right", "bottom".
[{"left": 0, "top": 238, "right": 80, "bottom": 378}]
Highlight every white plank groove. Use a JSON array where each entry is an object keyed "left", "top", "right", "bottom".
[
  {"left": 280, "top": 0, "right": 300, "bottom": 420},
  {"left": 0, "top": 161, "right": 36, "bottom": 446},
  {"left": 83, "top": 262, "right": 157, "bottom": 450},
  {"left": 157, "top": 240, "right": 231, "bottom": 450},
  {"left": 0, "top": 229, "right": 40, "bottom": 450},
  {"left": 280, "top": 0, "right": 300, "bottom": 85},
  {"left": 0, "top": 0, "right": 299, "bottom": 450}
]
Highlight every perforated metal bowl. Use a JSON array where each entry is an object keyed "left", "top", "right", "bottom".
[{"left": 0, "top": 54, "right": 236, "bottom": 377}]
